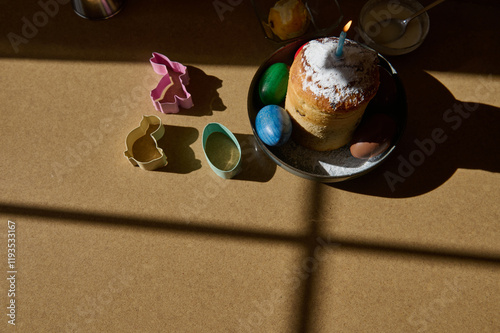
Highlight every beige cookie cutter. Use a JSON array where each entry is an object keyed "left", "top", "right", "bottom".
[{"left": 124, "top": 115, "right": 167, "bottom": 171}]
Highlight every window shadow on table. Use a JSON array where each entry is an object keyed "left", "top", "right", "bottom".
[
  {"left": 1, "top": 0, "right": 498, "bottom": 77},
  {"left": 2, "top": 1, "right": 500, "bottom": 331},
  {"left": 0, "top": 0, "right": 277, "bottom": 66},
  {"left": 329, "top": 69, "right": 500, "bottom": 198},
  {"left": 1, "top": 185, "right": 499, "bottom": 332}
]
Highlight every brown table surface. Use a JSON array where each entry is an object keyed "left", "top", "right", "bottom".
[{"left": 1, "top": 0, "right": 499, "bottom": 332}]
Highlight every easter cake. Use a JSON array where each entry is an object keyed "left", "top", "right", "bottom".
[{"left": 285, "top": 37, "right": 380, "bottom": 151}]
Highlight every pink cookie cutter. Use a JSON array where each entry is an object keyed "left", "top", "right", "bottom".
[{"left": 150, "top": 52, "right": 194, "bottom": 114}]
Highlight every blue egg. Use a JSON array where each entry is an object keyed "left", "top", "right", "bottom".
[{"left": 255, "top": 105, "right": 292, "bottom": 147}]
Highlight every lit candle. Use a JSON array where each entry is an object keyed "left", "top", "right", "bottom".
[{"left": 335, "top": 20, "right": 352, "bottom": 58}]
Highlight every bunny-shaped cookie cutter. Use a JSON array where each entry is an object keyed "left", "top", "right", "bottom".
[
  {"left": 150, "top": 52, "right": 194, "bottom": 114},
  {"left": 124, "top": 115, "right": 167, "bottom": 171}
]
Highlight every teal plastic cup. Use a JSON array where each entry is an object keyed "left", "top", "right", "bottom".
[{"left": 202, "top": 123, "right": 242, "bottom": 179}]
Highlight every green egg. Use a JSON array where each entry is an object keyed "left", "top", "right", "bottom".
[{"left": 258, "top": 62, "right": 289, "bottom": 105}]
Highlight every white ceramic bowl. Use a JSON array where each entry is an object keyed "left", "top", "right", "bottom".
[{"left": 358, "top": 0, "right": 430, "bottom": 56}]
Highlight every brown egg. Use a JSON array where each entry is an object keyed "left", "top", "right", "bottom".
[{"left": 350, "top": 113, "right": 397, "bottom": 159}]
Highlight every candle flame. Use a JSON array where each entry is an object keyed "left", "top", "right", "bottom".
[{"left": 343, "top": 20, "right": 352, "bottom": 33}]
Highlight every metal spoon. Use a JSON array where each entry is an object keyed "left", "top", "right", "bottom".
[{"left": 368, "top": 0, "right": 446, "bottom": 44}]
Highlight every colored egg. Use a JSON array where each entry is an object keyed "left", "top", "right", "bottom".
[
  {"left": 350, "top": 113, "right": 397, "bottom": 159},
  {"left": 294, "top": 42, "right": 308, "bottom": 59},
  {"left": 255, "top": 105, "right": 292, "bottom": 147},
  {"left": 258, "top": 62, "right": 289, "bottom": 105}
]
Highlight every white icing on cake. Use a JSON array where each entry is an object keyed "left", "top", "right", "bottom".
[{"left": 301, "top": 38, "right": 378, "bottom": 108}]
